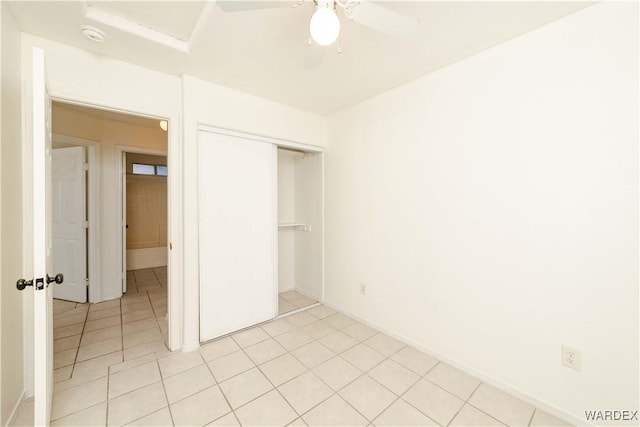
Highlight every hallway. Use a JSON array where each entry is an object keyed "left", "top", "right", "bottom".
[{"left": 53, "top": 266, "right": 168, "bottom": 382}]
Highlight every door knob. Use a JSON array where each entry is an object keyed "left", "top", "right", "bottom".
[
  {"left": 16, "top": 278, "right": 33, "bottom": 290},
  {"left": 47, "top": 273, "right": 64, "bottom": 285}
]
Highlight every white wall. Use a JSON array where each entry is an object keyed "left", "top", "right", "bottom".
[
  {"left": 325, "top": 2, "right": 638, "bottom": 424},
  {"left": 181, "top": 75, "right": 327, "bottom": 350},
  {"left": 0, "top": 4, "right": 25, "bottom": 424},
  {"left": 127, "top": 248, "right": 168, "bottom": 270},
  {"left": 294, "top": 152, "right": 323, "bottom": 299},
  {"left": 278, "top": 150, "right": 297, "bottom": 293},
  {"left": 20, "top": 35, "right": 184, "bottom": 352}
]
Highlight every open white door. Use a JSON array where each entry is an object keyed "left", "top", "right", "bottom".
[
  {"left": 30, "top": 47, "right": 55, "bottom": 426},
  {"left": 52, "top": 147, "right": 87, "bottom": 302},
  {"left": 198, "top": 131, "right": 277, "bottom": 342}
]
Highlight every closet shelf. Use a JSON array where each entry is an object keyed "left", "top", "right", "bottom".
[{"left": 278, "top": 223, "right": 311, "bottom": 231}]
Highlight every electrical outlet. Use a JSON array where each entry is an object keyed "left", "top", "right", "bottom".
[
  {"left": 561, "top": 345, "right": 581, "bottom": 371},
  {"left": 360, "top": 283, "right": 366, "bottom": 295}
]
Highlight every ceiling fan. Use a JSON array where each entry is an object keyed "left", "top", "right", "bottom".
[{"left": 215, "top": 0, "right": 419, "bottom": 68}]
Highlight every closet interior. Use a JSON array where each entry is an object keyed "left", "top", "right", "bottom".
[{"left": 277, "top": 148, "right": 323, "bottom": 315}]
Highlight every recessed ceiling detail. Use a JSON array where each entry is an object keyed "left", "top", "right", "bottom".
[{"left": 86, "top": 1, "right": 206, "bottom": 42}]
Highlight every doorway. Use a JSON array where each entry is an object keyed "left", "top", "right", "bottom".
[
  {"left": 122, "top": 151, "right": 169, "bottom": 342},
  {"left": 50, "top": 102, "right": 171, "bottom": 363}
]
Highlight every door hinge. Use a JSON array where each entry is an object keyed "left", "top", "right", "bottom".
[
  {"left": 83, "top": 163, "right": 89, "bottom": 171},
  {"left": 85, "top": 278, "right": 89, "bottom": 288},
  {"left": 82, "top": 221, "right": 89, "bottom": 229}
]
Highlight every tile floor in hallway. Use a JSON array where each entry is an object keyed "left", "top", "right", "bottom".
[
  {"left": 278, "top": 290, "right": 317, "bottom": 315},
  {"left": 13, "top": 269, "right": 572, "bottom": 427}
]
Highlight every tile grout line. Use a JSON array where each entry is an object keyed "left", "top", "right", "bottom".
[
  {"left": 331, "top": 335, "right": 412, "bottom": 424},
  {"left": 118, "top": 297, "right": 124, "bottom": 365},
  {"left": 157, "top": 358, "right": 176, "bottom": 427},
  {"left": 528, "top": 408, "right": 537, "bottom": 427},
  {"left": 460, "top": 383, "right": 519, "bottom": 427},
  {"left": 410, "top": 359, "right": 463, "bottom": 425},
  {"left": 64, "top": 297, "right": 91, "bottom": 382},
  {"left": 232, "top": 318, "right": 377, "bottom": 424},
  {"left": 296, "top": 319, "right": 456, "bottom": 426},
  {"left": 231, "top": 332, "right": 301, "bottom": 424},
  {"left": 200, "top": 347, "right": 239, "bottom": 425},
  {"left": 444, "top": 380, "right": 482, "bottom": 427},
  {"left": 239, "top": 309, "right": 377, "bottom": 423},
  {"left": 223, "top": 326, "right": 335, "bottom": 422},
  {"left": 356, "top": 345, "right": 427, "bottom": 425},
  {"left": 105, "top": 286, "right": 124, "bottom": 427},
  {"left": 105, "top": 364, "right": 111, "bottom": 427}
]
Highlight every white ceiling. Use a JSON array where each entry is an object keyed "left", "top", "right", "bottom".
[{"left": 8, "top": 1, "right": 592, "bottom": 115}]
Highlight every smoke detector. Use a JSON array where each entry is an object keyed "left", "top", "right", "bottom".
[{"left": 80, "top": 25, "right": 106, "bottom": 43}]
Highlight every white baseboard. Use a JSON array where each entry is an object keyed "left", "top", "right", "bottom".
[
  {"left": 293, "top": 286, "right": 319, "bottom": 300},
  {"left": 321, "top": 300, "right": 589, "bottom": 427},
  {"left": 278, "top": 302, "right": 321, "bottom": 319},
  {"left": 278, "top": 285, "right": 319, "bottom": 300},
  {"left": 126, "top": 247, "right": 167, "bottom": 270},
  {"left": 182, "top": 341, "right": 200, "bottom": 353},
  {"left": 5, "top": 391, "right": 25, "bottom": 427},
  {"left": 278, "top": 285, "right": 294, "bottom": 294}
]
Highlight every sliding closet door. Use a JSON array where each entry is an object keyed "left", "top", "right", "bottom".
[{"left": 198, "top": 130, "right": 276, "bottom": 342}]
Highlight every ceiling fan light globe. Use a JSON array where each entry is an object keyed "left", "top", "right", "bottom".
[{"left": 310, "top": 8, "right": 340, "bottom": 46}]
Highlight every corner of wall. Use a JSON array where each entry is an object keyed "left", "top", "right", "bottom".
[{"left": 1, "top": 2, "right": 26, "bottom": 424}]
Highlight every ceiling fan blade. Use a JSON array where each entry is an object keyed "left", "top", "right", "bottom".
[
  {"left": 303, "top": 43, "right": 324, "bottom": 69},
  {"left": 216, "top": 1, "right": 293, "bottom": 13},
  {"left": 347, "top": 1, "right": 418, "bottom": 39}
]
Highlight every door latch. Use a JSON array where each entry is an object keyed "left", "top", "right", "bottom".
[{"left": 16, "top": 273, "right": 64, "bottom": 291}]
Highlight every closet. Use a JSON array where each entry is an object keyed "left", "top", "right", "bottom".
[
  {"left": 277, "top": 148, "right": 322, "bottom": 315},
  {"left": 198, "top": 128, "right": 323, "bottom": 342}
]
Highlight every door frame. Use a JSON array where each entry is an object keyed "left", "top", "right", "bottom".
[
  {"left": 116, "top": 145, "right": 168, "bottom": 295},
  {"left": 52, "top": 133, "right": 101, "bottom": 303},
  {"left": 43, "top": 96, "right": 182, "bottom": 353}
]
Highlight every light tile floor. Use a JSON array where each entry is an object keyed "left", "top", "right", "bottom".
[
  {"left": 13, "top": 274, "right": 573, "bottom": 427},
  {"left": 278, "top": 290, "right": 317, "bottom": 315}
]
